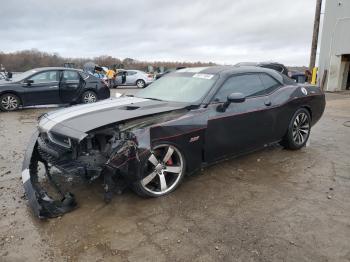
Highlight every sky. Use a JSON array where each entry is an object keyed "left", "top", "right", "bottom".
[{"left": 0, "top": 0, "right": 318, "bottom": 66}]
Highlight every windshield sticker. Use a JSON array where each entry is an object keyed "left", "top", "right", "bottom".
[{"left": 193, "top": 73, "right": 214, "bottom": 80}]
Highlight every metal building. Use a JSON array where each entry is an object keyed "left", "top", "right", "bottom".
[{"left": 318, "top": 0, "right": 350, "bottom": 91}]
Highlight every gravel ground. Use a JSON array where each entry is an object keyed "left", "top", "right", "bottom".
[{"left": 0, "top": 89, "right": 349, "bottom": 262}]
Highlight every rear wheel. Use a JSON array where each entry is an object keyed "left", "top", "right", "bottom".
[
  {"left": 0, "top": 93, "right": 20, "bottom": 111},
  {"left": 136, "top": 79, "right": 145, "bottom": 88},
  {"left": 133, "top": 144, "right": 186, "bottom": 197},
  {"left": 281, "top": 108, "right": 311, "bottom": 150},
  {"left": 81, "top": 91, "right": 97, "bottom": 104}
]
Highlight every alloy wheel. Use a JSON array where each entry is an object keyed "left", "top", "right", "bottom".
[
  {"left": 83, "top": 92, "right": 97, "bottom": 103},
  {"left": 136, "top": 80, "right": 145, "bottom": 88},
  {"left": 1, "top": 94, "right": 18, "bottom": 111},
  {"left": 292, "top": 112, "right": 310, "bottom": 145},
  {"left": 141, "top": 145, "right": 184, "bottom": 195}
]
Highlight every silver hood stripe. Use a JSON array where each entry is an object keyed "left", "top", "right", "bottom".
[{"left": 39, "top": 97, "right": 148, "bottom": 132}]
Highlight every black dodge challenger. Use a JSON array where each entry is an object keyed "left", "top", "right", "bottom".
[
  {"left": 0, "top": 67, "right": 110, "bottom": 111},
  {"left": 22, "top": 66, "right": 325, "bottom": 218}
]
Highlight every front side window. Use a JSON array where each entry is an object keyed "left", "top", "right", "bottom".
[
  {"left": 213, "top": 74, "right": 265, "bottom": 102},
  {"left": 28, "top": 71, "right": 58, "bottom": 83},
  {"left": 63, "top": 70, "right": 80, "bottom": 81}
]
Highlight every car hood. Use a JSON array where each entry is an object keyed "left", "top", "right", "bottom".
[
  {"left": 0, "top": 79, "right": 21, "bottom": 87},
  {"left": 38, "top": 96, "right": 187, "bottom": 140},
  {"left": 0, "top": 80, "right": 12, "bottom": 86}
]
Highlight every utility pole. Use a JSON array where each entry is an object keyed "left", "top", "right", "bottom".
[{"left": 309, "top": 0, "right": 323, "bottom": 71}]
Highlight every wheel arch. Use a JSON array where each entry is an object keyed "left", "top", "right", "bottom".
[
  {"left": 80, "top": 89, "right": 97, "bottom": 97},
  {"left": 302, "top": 105, "right": 312, "bottom": 120},
  {"left": 0, "top": 91, "right": 23, "bottom": 105},
  {"left": 151, "top": 140, "right": 187, "bottom": 165},
  {"left": 151, "top": 138, "right": 202, "bottom": 174}
]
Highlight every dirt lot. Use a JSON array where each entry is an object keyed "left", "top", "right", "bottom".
[{"left": 0, "top": 90, "right": 350, "bottom": 262}]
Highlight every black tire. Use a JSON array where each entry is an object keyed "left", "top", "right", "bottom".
[
  {"left": 81, "top": 90, "right": 98, "bottom": 104},
  {"left": 136, "top": 79, "right": 146, "bottom": 88},
  {"left": 0, "top": 93, "right": 20, "bottom": 111},
  {"left": 132, "top": 144, "right": 186, "bottom": 197},
  {"left": 281, "top": 108, "right": 311, "bottom": 150}
]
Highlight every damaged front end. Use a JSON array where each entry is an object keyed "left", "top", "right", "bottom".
[
  {"left": 22, "top": 123, "right": 150, "bottom": 219},
  {"left": 22, "top": 131, "right": 77, "bottom": 218}
]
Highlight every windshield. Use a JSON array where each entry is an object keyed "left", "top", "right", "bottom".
[
  {"left": 136, "top": 73, "right": 218, "bottom": 103},
  {"left": 10, "top": 69, "right": 39, "bottom": 82}
]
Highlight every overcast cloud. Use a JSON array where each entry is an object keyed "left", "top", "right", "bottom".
[{"left": 0, "top": 0, "right": 317, "bottom": 65}]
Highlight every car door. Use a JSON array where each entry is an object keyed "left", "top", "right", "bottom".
[
  {"left": 115, "top": 71, "right": 123, "bottom": 85},
  {"left": 126, "top": 71, "right": 137, "bottom": 85},
  {"left": 22, "top": 70, "right": 60, "bottom": 105},
  {"left": 205, "top": 73, "right": 277, "bottom": 163},
  {"left": 59, "top": 70, "right": 85, "bottom": 103}
]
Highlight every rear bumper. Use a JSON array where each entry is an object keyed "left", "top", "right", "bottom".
[
  {"left": 145, "top": 79, "right": 154, "bottom": 85},
  {"left": 22, "top": 131, "right": 77, "bottom": 219},
  {"left": 98, "top": 86, "right": 111, "bottom": 100}
]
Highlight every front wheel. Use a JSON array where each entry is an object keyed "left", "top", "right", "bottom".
[
  {"left": 81, "top": 91, "right": 97, "bottom": 104},
  {"left": 133, "top": 144, "right": 186, "bottom": 197},
  {"left": 0, "top": 93, "right": 20, "bottom": 111},
  {"left": 136, "top": 79, "right": 145, "bottom": 88},
  {"left": 281, "top": 108, "right": 311, "bottom": 150}
]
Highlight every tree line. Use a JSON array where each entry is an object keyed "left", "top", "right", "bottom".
[{"left": 0, "top": 49, "right": 216, "bottom": 72}]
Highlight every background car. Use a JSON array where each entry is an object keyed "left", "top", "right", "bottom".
[
  {"left": 114, "top": 69, "right": 154, "bottom": 88},
  {"left": 154, "top": 66, "right": 186, "bottom": 80},
  {"left": 0, "top": 67, "right": 110, "bottom": 111},
  {"left": 290, "top": 71, "right": 307, "bottom": 83},
  {"left": 235, "top": 62, "right": 289, "bottom": 76},
  {"left": 22, "top": 66, "right": 325, "bottom": 218}
]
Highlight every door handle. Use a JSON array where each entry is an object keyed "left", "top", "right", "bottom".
[{"left": 264, "top": 100, "right": 272, "bottom": 106}]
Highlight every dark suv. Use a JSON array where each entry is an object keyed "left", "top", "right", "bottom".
[{"left": 235, "top": 62, "right": 289, "bottom": 76}]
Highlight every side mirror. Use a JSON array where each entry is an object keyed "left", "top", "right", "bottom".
[
  {"left": 227, "top": 92, "right": 246, "bottom": 103},
  {"left": 24, "top": 79, "right": 34, "bottom": 86},
  {"left": 217, "top": 92, "right": 245, "bottom": 112}
]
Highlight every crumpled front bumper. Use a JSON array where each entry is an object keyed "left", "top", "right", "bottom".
[{"left": 21, "top": 131, "right": 77, "bottom": 219}]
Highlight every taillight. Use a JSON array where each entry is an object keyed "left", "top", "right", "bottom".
[{"left": 147, "top": 74, "right": 153, "bottom": 78}]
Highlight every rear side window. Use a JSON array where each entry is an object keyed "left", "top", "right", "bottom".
[
  {"left": 214, "top": 74, "right": 265, "bottom": 102},
  {"left": 259, "top": 73, "right": 281, "bottom": 93},
  {"left": 127, "top": 71, "right": 137, "bottom": 75},
  {"left": 63, "top": 70, "right": 80, "bottom": 81}
]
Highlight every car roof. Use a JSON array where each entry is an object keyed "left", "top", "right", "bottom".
[
  {"left": 31, "top": 67, "right": 82, "bottom": 72},
  {"left": 126, "top": 69, "right": 144, "bottom": 72}
]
